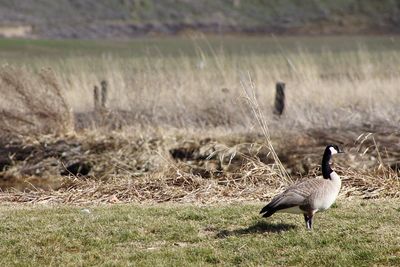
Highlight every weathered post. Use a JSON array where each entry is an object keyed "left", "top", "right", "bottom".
[
  {"left": 93, "top": 85, "right": 100, "bottom": 110},
  {"left": 101, "top": 80, "right": 108, "bottom": 109},
  {"left": 273, "top": 82, "right": 285, "bottom": 116}
]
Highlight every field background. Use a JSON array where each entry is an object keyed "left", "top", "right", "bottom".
[
  {"left": 0, "top": 1, "right": 400, "bottom": 265},
  {"left": 0, "top": 36, "right": 398, "bottom": 265}
]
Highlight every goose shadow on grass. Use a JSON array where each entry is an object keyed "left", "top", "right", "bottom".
[{"left": 216, "top": 221, "right": 296, "bottom": 238}]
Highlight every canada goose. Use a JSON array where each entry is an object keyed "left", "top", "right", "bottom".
[{"left": 260, "top": 144, "right": 344, "bottom": 229}]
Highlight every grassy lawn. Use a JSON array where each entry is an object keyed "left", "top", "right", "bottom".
[{"left": 0, "top": 199, "right": 398, "bottom": 266}]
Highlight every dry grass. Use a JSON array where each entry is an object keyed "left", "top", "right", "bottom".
[
  {"left": 52, "top": 46, "right": 400, "bottom": 131},
  {"left": 0, "top": 37, "right": 399, "bottom": 203},
  {"left": 2, "top": 38, "right": 400, "bottom": 132},
  {"left": 0, "top": 65, "right": 72, "bottom": 135},
  {"left": 0, "top": 129, "right": 399, "bottom": 204},
  {"left": 0, "top": 166, "right": 398, "bottom": 205}
]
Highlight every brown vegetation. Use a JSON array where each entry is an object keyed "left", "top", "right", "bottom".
[
  {"left": 0, "top": 42, "right": 399, "bottom": 203},
  {"left": 0, "top": 127, "right": 399, "bottom": 204},
  {"left": 0, "top": 66, "right": 72, "bottom": 135}
]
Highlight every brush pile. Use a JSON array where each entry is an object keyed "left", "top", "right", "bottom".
[{"left": 0, "top": 126, "right": 399, "bottom": 204}]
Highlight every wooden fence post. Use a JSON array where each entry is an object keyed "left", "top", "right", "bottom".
[
  {"left": 101, "top": 80, "right": 108, "bottom": 109},
  {"left": 93, "top": 85, "right": 100, "bottom": 110},
  {"left": 273, "top": 82, "right": 285, "bottom": 116}
]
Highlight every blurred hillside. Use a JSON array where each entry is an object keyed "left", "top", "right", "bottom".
[{"left": 0, "top": 0, "right": 399, "bottom": 38}]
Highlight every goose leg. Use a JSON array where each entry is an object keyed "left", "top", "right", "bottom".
[
  {"left": 303, "top": 214, "right": 313, "bottom": 230},
  {"left": 308, "top": 215, "right": 313, "bottom": 229},
  {"left": 303, "top": 214, "right": 309, "bottom": 228}
]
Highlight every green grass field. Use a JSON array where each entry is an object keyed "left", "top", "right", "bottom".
[
  {"left": 0, "top": 199, "right": 399, "bottom": 266},
  {"left": 1, "top": 36, "right": 400, "bottom": 58}
]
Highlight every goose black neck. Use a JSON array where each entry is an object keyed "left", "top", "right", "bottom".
[{"left": 322, "top": 149, "right": 333, "bottom": 179}]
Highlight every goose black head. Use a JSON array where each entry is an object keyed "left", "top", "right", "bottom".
[
  {"left": 326, "top": 144, "right": 344, "bottom": 156},
  {"left": 322, "top": 144, "right": 344, "bottom": 179}
]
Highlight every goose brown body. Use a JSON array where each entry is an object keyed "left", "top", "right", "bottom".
[{"left": 260, "top": 172, "right": 341, "bottom": 215}]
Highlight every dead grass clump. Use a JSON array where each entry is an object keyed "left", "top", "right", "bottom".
[
  {"left": 0, "top": 131, "right": 167, "bottom": 191},
  {"left": 0, "top": 65, "right": 72, "bottom": 136},
  {"left": 340, "top": 166, "right": 400, "bottom": 199},
  {"left": 0, "top": 128, "right": 399, "bottom": 204},
  {"left": 0, "top": 157, "right": 398, "bottom": 205},
  {"left": 0, "top": 162, "right": 285, "bottom": 204}
]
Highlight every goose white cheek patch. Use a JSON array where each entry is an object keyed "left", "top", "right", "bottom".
[{"left": 329, "top": 147, "right": 338, "bottom": 155}]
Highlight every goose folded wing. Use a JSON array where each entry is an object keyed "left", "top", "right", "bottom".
[{"left": 260, "top": 189, "right": 307, "bottom": 214}]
